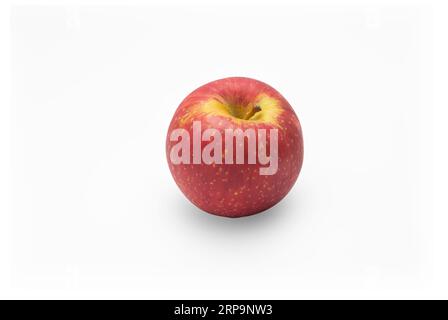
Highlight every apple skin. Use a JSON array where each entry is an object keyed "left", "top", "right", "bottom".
[{"left": 166, "top": 77, "right": 303, "bottom": 218}]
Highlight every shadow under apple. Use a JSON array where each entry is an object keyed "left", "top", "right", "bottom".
[{"left": 171, "top": 189, "right": 304, "bottom": 236}]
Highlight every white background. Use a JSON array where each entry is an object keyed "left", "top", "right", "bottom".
[{"left": 1, "top": 0, "right": 447, "bottom": 299}]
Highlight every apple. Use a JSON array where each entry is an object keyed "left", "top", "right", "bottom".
[{"left": 166, "top": 77, "right": 303, "bottom": 218}]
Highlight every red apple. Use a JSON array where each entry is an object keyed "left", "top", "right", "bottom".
[{"left": 166, "top": 77, "right": 303, "bottom": 218}]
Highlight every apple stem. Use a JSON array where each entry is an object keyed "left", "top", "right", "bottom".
[{"left": 245, "top": 105, "right": 262, "bottom": 120}]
